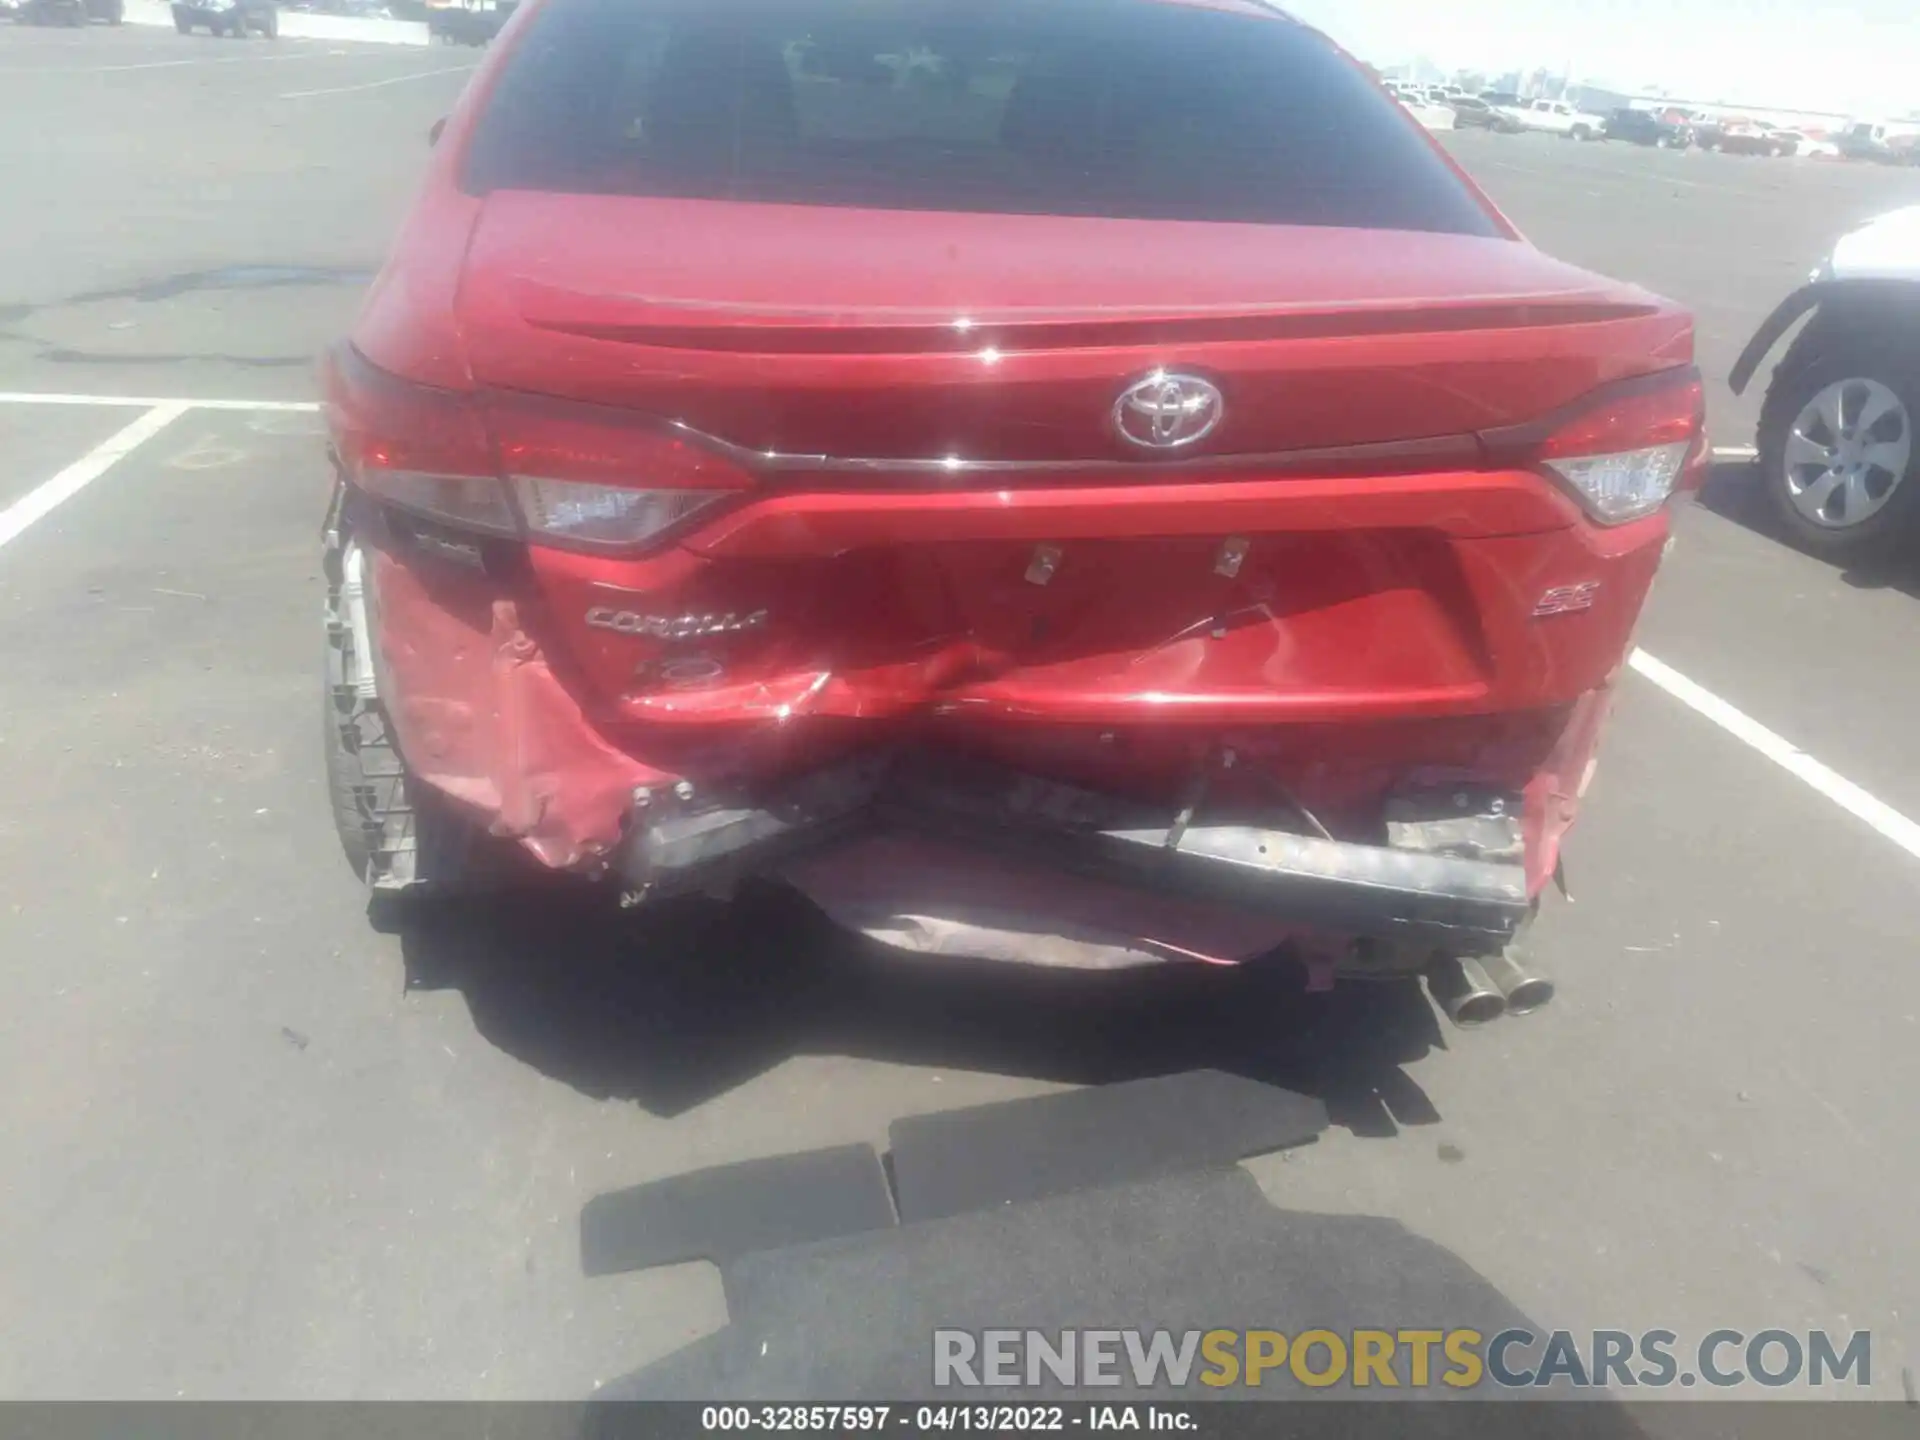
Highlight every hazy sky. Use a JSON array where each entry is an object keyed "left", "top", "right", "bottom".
[{"left": 1282, "top": 0, "right": 1920, "bottom": 117}]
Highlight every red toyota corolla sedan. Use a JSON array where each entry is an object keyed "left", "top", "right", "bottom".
[{"left": 321, "top": 0, "right": 1703, "bottom": 1028}]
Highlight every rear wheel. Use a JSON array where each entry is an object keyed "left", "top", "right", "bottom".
[
  {"left": 172, "top": 9, "right": 190, "bottom": 28},
  {"left": 260, "top": 8, "right": 276, "bottom": 35},
  {"left": 1759, "top": 336, "right": 1920, "bottom": 562}
]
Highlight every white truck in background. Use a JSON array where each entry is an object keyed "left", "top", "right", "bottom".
[{"left": 1497, "top": 97, "right": 1607, "bottom": 141}]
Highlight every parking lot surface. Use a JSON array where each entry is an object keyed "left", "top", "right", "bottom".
[{"left": 4, "top": 29, "right": 1920, "bottom": 1406}]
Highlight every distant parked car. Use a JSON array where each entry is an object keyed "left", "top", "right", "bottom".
[
  {"left": 1839, "top": 122, "right": 1920, "bottom": 166},
  {"left": 1716, "top": 124, "right": 1797, "bottom": 157},
  {"left": 426, "top": 0, "right": 514, "bottom": 43},
  {"left": 9, "top": 0, "right": 123, "bottom": 22},
  {"left": 1786, "top": 133, "right": 1844, "bottom": 161},
  {"left": 1449, "top": 96, "right": 1522, "bottom": 133},
  {"left": 1603, "top": 108, "right": 1694, "bottom": 149},
  {"left": 172, "top": 0, "right": 276, "bottom": 31},
  {"left": 1403, "top": 98, "right": 1457, "bottom": 132},
  {"left": 1691, "top": 117, "right": 1730, "bottom": 150},
  {"left": 1499, "top": 98, "right": 1606, "bottom": 141},
  {"left": 1381, "top": 83, "right": 1457, "bottom": 133},
  {"left": 1729, "top": 205, "right": 1920, "bottom": 559}
]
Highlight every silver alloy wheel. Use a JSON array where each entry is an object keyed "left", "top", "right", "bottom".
[{"left": 1782, "top": 377, "right": 1913, "bottom": 528}]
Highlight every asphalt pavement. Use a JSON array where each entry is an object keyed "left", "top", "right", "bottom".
[{"left": 3, "top": 30, "right": 1920, "bottom": 1405}]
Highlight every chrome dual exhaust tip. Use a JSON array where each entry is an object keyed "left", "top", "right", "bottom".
[
  {"left": 1426, "top": 949, "right": 1555, "bottom": 1029},
  {"left": 1426, "top": 955, "right": 1507, "bottom": 1028},
  {"left": 1479, "top": 948, "right": 1556, "bottom": 1016}
]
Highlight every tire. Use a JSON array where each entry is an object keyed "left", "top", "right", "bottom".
[
  {"left": 1758, "top": 332, "right": 1920, "bottom": 562},
  {"left": 172, "top": 9, "right": 190, "bottom": 27},
  {"left": 261, "top": 8, "right": 276, "bottom": 35},
  {"left": 107, "top": 0, "right": 123, "bottom": 21}
]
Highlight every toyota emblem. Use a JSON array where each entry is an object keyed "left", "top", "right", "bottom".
[{"left": 1113, "top": 371, "right": 1224, "bottom": 451}]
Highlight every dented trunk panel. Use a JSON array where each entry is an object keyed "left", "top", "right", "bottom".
[{"left": 514, "top": 492, "right": 1666, "bottom": 733}]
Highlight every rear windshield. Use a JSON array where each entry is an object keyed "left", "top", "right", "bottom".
[{"left": 462, "top": 0, "right": 1503, "bottom": 236}]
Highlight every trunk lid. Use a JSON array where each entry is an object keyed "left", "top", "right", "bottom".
[{"left": 456, "top": 194, "right": 1692, "bottom": 463}]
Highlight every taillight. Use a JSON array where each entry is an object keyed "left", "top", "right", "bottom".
[
  {"left": 497, "top": 403, "right": 750, "bottom": 550},
  {"left": 1500, "top": 369, "right": 1706, "bottom": 525},
  {"left": 322, "top": 345, "right": 517, "bottom": 535},
  {"left": 321, "top": 345, "right": 752, "bottom": 549}
]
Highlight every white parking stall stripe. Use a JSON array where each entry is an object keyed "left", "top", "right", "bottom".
[
  {"left": 0, "top": 54, "right": 340, "bottom": 74},
  {"left": 0, "top": 394, "right": 320, "bottom": 412},
  {"left": 1630, "top": 648, "right": 1920, "bottom": 861},
  {"left": 279, "top": 67, "right": 474, "bottom": 99},
  {"left": 0, "top": 404, "right": 189, "bottom": 553}
]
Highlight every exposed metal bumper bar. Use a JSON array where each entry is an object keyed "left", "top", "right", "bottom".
[{"left": 614, "top": 751, "right": 1531, "bottom": 949}]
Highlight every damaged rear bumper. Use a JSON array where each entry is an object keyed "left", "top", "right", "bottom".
[
  {"left": 349, "top": 493, "right": 1614, "bottom": 969},
  {"left": 616, "top": 750, "right": 1533, "bottom": 956}
]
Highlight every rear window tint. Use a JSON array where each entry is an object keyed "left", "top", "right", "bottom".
[{"left": 462, "top": 0, "right": 1502, "bottom": 236}]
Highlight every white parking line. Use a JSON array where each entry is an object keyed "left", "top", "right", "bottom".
[
  {"left": 279, "top": 66, "right": 473, "bottom": 98},
  {"left": 0, "top": 393, "right": 319, "bottom": 412},
  {"left": 0, "top": 404, "right": 188, "bottom": 553},
  {"left": 1630, "top": 648, "right": 1920, "bottom": 861},
  {"left": 0, "top": 54, "right": 342, "bottom": 74}
]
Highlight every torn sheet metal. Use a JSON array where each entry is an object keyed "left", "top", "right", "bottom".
[
  {"left": 1520, "top": 681, "right": 1615, "bottom": 898},
  {"left": 780, "top": 833, "right": 1302, "bottom": 970},
  {"left": 370, "top": 548, "right": 664, "bottom": 870}
]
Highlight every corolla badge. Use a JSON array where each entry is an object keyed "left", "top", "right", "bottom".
[
  {"left": 1113, "top": 370, "right": 1225, "bottom": 450},
  {"left": 585, "top": 607, "right": 768, "bottom": 639}
]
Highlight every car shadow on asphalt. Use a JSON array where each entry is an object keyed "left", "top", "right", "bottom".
[
  {"left": 1700, "top": 458, "right": 1920, "bottom": 600},
  {"left": 378, "top": 879, "right": 1447, "bottom": 1133}
]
